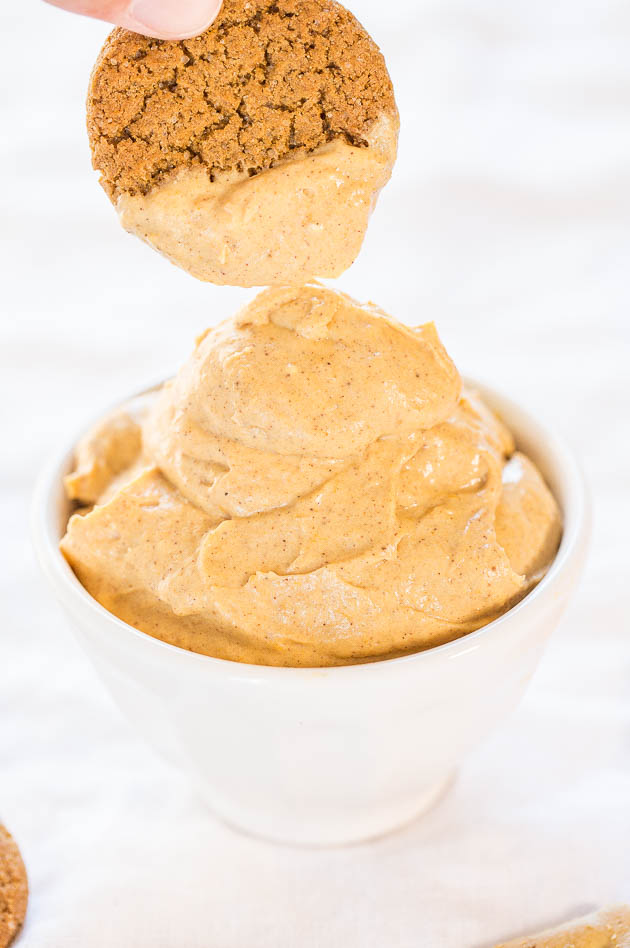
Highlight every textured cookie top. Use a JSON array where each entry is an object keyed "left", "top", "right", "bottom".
[
  {"left": 87, "top": 0, "right": 397, "bottom": 200},
  {"left": 0, "top": 826, "right": 28, "bottom": 948}
]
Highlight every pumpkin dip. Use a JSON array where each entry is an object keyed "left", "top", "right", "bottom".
[{"left": 60, "top": 285, "right": 561, "bottom": 666}]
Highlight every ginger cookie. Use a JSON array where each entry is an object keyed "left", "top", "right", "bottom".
[
  {"left": 0, "top": 826, "right": 28, "bottom": 948},
  {"left": 495, "top": 905, "right": 630, "bottom": 948},
  {"left": 87, "top": 0, "right": 398, "bottom": 286}
]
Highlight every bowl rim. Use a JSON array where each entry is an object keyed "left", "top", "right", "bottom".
[{"left": 31, "top": 375, "right": 590, "bottom": 681}]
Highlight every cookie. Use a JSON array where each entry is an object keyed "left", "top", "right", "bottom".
[
  {"left": 87, "top": 0, "right": 397, "bottom": 199},
  {"left": 86, "top": 0, "right": 398, "bottom": 286},
  {"left": 495, "top": 905, "right": 630, "bottom": 948},
  {"left": 0, "top": 826, "right": 28, "bottom": 948}
]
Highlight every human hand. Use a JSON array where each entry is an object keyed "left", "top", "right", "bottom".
[{"left": 43, "top": 0, "right": 223, "bottom": 40}]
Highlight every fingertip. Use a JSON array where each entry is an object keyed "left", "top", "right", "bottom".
[{"left": 119, "top": 0, "right": 222, "bottom": 39}]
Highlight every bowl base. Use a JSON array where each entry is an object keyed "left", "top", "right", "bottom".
[{"left": 197, "top": 771, "right": 456, "bottom": 848}]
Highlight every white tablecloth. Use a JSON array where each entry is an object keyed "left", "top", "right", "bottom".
[{"left": 1, "top": 1, "right": 629, "bottom": 944}]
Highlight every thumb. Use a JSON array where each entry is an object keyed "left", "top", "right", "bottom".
[{"left": 43, "top": 0, "right": 223, "bottom": 40}]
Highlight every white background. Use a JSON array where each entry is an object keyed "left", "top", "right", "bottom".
[{"left": 1, "top": 0, "right": 629, "bottom": 945}]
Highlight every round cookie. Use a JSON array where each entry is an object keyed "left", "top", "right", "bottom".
[
  {"left": 0, "top": 826, "right": 28, "bottom": 948},
  {"left": 87, "top": 0, "right": 398, "bottom": 286},
  {"left": 494, "top": 905, "right": 630, "bottom": 947}
]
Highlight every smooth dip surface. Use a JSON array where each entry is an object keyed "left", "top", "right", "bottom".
[
  {"left": 61, "top": 285, "right": 562, "bottom": 666},
  {"left": 117, "top": 116, "right": 397, "bottom": 287}
]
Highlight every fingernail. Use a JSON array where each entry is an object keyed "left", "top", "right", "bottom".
[{"left": 125, "top": 0, "right": 221, "bottom": 38}]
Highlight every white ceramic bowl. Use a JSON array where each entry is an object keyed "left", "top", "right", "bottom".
[{"left": 32, "top": 380, "right": 589, "bottom": 846}]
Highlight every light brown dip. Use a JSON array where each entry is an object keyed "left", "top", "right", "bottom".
[
  {"left": 117, "top": 115, "right": 397, "bottom": 287},
  {"left": 61, "top": 285, "right": 562, "bottom": 667}
]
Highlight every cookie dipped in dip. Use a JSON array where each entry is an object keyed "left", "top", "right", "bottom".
[{"left": 87, "top": 0, "right": 398, "bottom": 286}]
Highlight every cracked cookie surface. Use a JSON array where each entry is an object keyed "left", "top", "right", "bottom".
[{"left": 87, "top": 0, "right": 398, "bottom": 201}]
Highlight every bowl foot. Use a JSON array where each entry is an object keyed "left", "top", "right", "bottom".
[{"left": 197, "top": 771, "right": 456, "bottom": 848}]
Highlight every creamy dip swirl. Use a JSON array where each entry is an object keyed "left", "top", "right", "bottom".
[{"left": 61, "top": 285, "right": 561, "bottom": 666}]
